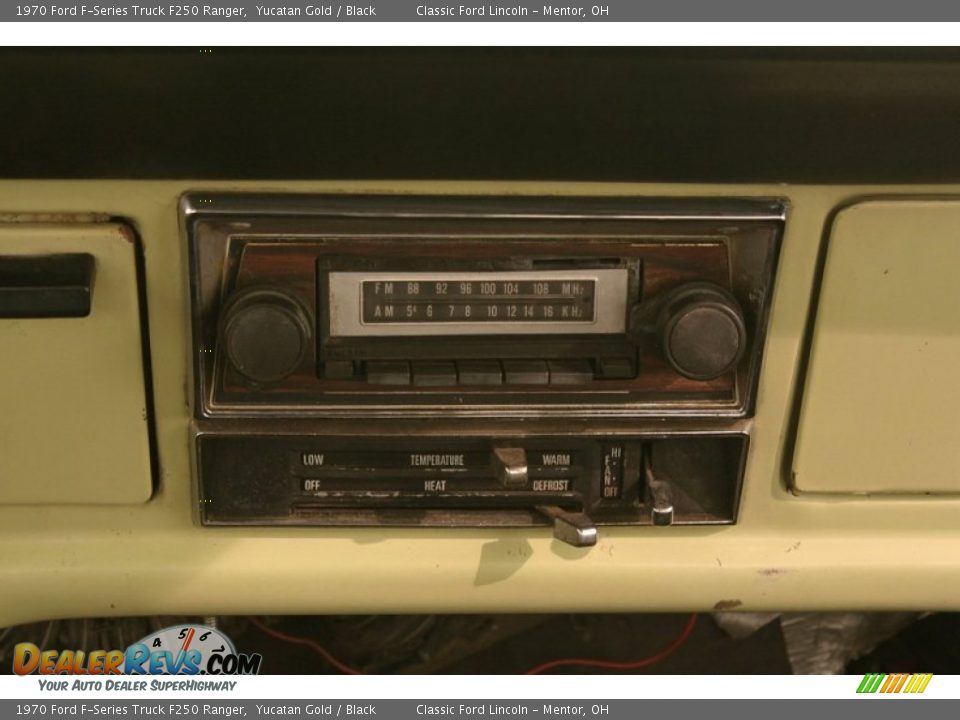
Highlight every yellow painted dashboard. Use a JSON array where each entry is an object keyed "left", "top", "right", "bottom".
[{"left": 2, "top": 179, "right": 959, "bottom": 627}]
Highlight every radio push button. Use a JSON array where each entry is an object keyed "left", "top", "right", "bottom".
[
  {"left": 456, "top": 360, "right": 503, "bottom": 385},
  {"left": 547, "top": 359, "right": 594, "bottom": 384},
  {"left": 323, "top": 360, "right": 355, "bottom": 380},
  {"left": 412, "top": 361, "right": 457, "bottom": 386},
  {"left": 503, "top": 360, "right": 550, "bottom": 385},
  {"left": 365, "top": 360, "right": 411, "bottom": 385},
  {"left": 597, "top": 356, "right": 635, "bottom": 379}
]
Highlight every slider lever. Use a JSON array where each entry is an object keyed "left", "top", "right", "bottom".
[
  {"left": 492, "top": 446, "right": 528, "bottom": 489},
  {"left": 535, "top": 505, "right": 598, "bottom": 548},
  {"left": 644, "top": 453, "right": 674, "bottom": 526}
]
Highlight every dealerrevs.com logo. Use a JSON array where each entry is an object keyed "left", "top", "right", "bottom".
[{"left": 13, "top": 624, "right": 262, "bottom": 676}]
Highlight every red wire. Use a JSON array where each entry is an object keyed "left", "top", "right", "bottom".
[
  {"left": 248, "top": 617, "right": 364, "bottom": 675},
  {"left": 525, "top": 613, "right": 698, "bottom": 675},
  {"left": 248, "top": 613, "right": 697, "bottom": 676}
]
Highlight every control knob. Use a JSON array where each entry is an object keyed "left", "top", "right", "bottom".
[
  {"left": 220, "top": 287, "right": 313, "bottom": 384},
  {"left": 654, "top": 282, "right": 747, "bottom": 381}
]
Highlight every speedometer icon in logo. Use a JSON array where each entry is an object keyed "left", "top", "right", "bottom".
[{"left": 127, "top": 624, "right": 260, "bottom": 675}]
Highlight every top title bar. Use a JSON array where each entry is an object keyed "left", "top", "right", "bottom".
[{"left": 6, "top": 0, "right": 960, "bottom": 21}]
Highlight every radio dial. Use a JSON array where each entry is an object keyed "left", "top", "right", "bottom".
[
  {"left": 220, "top": 287, "right": 312, "bottom": 384},
  {"left": 657, "top": 283, "right": 746, "bottom": 381}
]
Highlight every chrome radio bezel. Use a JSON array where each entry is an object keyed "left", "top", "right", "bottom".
[{"left": 182, "top": 193, "right": 785, "bottom": 420}]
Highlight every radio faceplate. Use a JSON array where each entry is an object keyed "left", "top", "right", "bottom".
[
  {"left": 184, "top": 195, "right": 782, "bottom": 543},
  {"left": 186, "top": 195, "right": 783, "bottom": 418}
]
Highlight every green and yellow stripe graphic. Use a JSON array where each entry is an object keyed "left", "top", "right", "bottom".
[{"left": 857, "top": 673, "right": 933, "bottom": 694}]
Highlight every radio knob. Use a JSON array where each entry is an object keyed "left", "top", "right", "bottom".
[
  {"left": 220, "top": 287, "right": 312, "bottom": 384},
  {"left": 656, "top": 283, "right": 746, "bottom": 381}
]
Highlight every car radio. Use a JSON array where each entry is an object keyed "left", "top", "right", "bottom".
[{"left": 185, "top": 194, "right": 782, "bottom": 545}]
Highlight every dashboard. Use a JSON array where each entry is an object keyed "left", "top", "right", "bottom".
[{"left": 3, "top": 49, "right": 960, "bottom": 628}]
